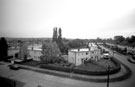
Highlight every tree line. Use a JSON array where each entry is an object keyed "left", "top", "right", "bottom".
[
  {"left": 114, "top": 35, "right": 135, "bottom": 47},
  {"left": 95, "top": 35, "right": 135, "bottom": 47}
]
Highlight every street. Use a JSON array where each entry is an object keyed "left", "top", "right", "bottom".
[
  {"left": 100, "top": 46, "right": 135, "bottom": 87},
  {"left": 0, "top": 63, "right": 106, "bottom": 87}
]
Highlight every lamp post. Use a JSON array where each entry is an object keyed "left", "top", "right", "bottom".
[
  {"left": 113, "top": 49, "right": 114, "bottom": 57},
  {"left": 107, "top": 65, "right": 110, "bottom": 87}
]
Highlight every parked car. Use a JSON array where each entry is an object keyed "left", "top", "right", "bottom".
[
  {"left": 9, "top": 64, "right": 20, "bottom": 70},
  {"left": 113, "top": 50, "right": 117, "bottom": 53},
  {"left": 103, "top": 53, "right": 110, "bottom": 59}
]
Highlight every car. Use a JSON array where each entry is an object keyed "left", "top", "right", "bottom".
[
  {"left": 103, "top": 53, "right": 110, "bottom": 59},
  {"left": 9, "top": 64, "right": 20, "bottom": 70},
  {"left": 113, "top": 51, "right": 117, "bottom": 53}
]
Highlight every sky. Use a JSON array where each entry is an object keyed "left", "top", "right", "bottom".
[{"left": 0, "top": 0, "right": 135, "bottom": 39}]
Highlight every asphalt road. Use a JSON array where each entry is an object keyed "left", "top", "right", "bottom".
[{"left": 0, "top": 64, "right": 107, "bottom": 87}]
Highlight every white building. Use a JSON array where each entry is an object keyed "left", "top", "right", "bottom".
[
  {"left": 27, "top": 44, "right": 42, "bottom": 61},
  {"left": 28, "top": 50, "right": 42, "bottom": 61},
  {"left": 68, "top": 47, "right": 101, "bottom": 66}
]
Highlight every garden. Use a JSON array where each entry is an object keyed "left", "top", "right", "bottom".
[{"left": 22, "top": 56, "right": 121, "bottom": 76}]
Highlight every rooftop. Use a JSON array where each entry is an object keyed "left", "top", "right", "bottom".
[{"left": 70, "top": 48, "right": 89, "bottom": 52}]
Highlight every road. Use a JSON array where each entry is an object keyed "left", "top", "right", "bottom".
[
  {"left": 100, "top": 45, "right": 135, "bottom": 87},
  {"left": 0, "top": 63, "right": 106, "bottom": 87}
]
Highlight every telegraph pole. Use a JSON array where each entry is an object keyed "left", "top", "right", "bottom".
[
  {"left": 112, "top": 47, "right": 114, "bottom": 57},
  {"left": 107, "top": 65, "right": 110, "bottom": 87}
]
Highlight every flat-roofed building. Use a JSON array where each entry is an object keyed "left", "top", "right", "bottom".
[
  {"left": 68, "top": 47, "right": 101, "bottom": 66},
  {"left": 27, "top": 44, "right": 42, "bottom": 61}
]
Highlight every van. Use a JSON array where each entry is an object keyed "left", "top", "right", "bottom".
[{"left": 103, "top": 53, "right": 110, "bottom": 59}]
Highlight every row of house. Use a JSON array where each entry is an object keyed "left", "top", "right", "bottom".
[
  {"left": 9, "top": 42, "right": 102, "bottom": 66},
  {"left": 106, "top": 42, "right": 135, "bottom": 54},
  {"left": 68, "top": 43, "right": 101, "bottom": 66},
  {"left": 8, "top": 44, "right": 43, "bottom": 61}
]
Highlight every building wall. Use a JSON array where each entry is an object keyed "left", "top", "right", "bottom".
[
  {"left": 91, "top": 49, "right": 101, "bottom": 61},
  {"left": 27, "top": 43, "right": 42, "bottom": 61},
  {"left": 75, "top": 51, "right": 90, "bottom": 66},
  {"left": 68, "top": 49, "right": 101, "bottom": 66},
  {"left": 68, "top": 51, "right": 76, "bottom": 64},
  {"left": 28, "top": 50, "right": 42, "bottom": 61},
  {"left": 8, "top": 49, "right": 19, "bottom": 56}
]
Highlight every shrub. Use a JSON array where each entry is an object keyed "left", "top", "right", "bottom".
[
  {"left": 2, "top": 56, "right": 13, "bottom": 61},
  {"left": 40, "top": 64, "right": 72, "bottom": 72}
]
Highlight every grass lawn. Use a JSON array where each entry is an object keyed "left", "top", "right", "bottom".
[
  {"left": 75, "top": 63, "right": 106, "bottom": 71},
  {"left": 95, "top": 59, "right": 117, "bottom": 69},
  {"left": 75, "top": 59, "right": 117, "bottom": 72}
]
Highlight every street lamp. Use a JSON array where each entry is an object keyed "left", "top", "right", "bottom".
[
  {"left": 107, "top": 65, "right": 110, "bottom": 87},
  {"left": 112, "top": 47, "right": 115, "bottom": 58},
  {"left": 105, "top": 57, "right": 111, "bottom": 87}
]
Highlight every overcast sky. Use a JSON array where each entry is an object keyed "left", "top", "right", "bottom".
[{"left": 0, "top": 0, "right": 135, "bottom": 39}]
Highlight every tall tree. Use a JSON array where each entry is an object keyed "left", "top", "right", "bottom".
[
  {"left": 0, "top": 37, "right": 8, "bottom": 59},
  {"left": 58, "top": 27, "right": 62, "bottom": 42},
  {"left": 129, "top": 35, "right": 135, "bottom": 43},
  {"left": 68, "top": 39, "right": 84, "bottom": 48},
  {"left": 114, "top": 36, "right": 125, "bottom": 44},
  {"left": 52, "top": 27, "right": 58, "bottom": 42},
  {"left": 41, "top": 42, "right": 61, "bottom": 63},
  {"left": 55, "top": 27, "right": 58, "bottom": 42},
  {"left": 52, "top": 27, "right": 55, "bottom": 42}
]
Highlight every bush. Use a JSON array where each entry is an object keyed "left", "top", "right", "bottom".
[
  {"left": 40, "top": 64, "right": 72, "bottom": 72},
  {"left": 1, "top": 56, "right": 13, "bottom": 61},
  {"left": 21, "top": 60, "right": 41, "bottom": 67}
]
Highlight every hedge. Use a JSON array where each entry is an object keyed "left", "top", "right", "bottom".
[
  {"left": 40, "top": 64, "right": 72, "bottom": 72},
  {"left": 0, "top": 56, "right": 13, "bottom": 61},
  {"left": 40, "top": 58, "right": 121, "bottom": 76}
]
